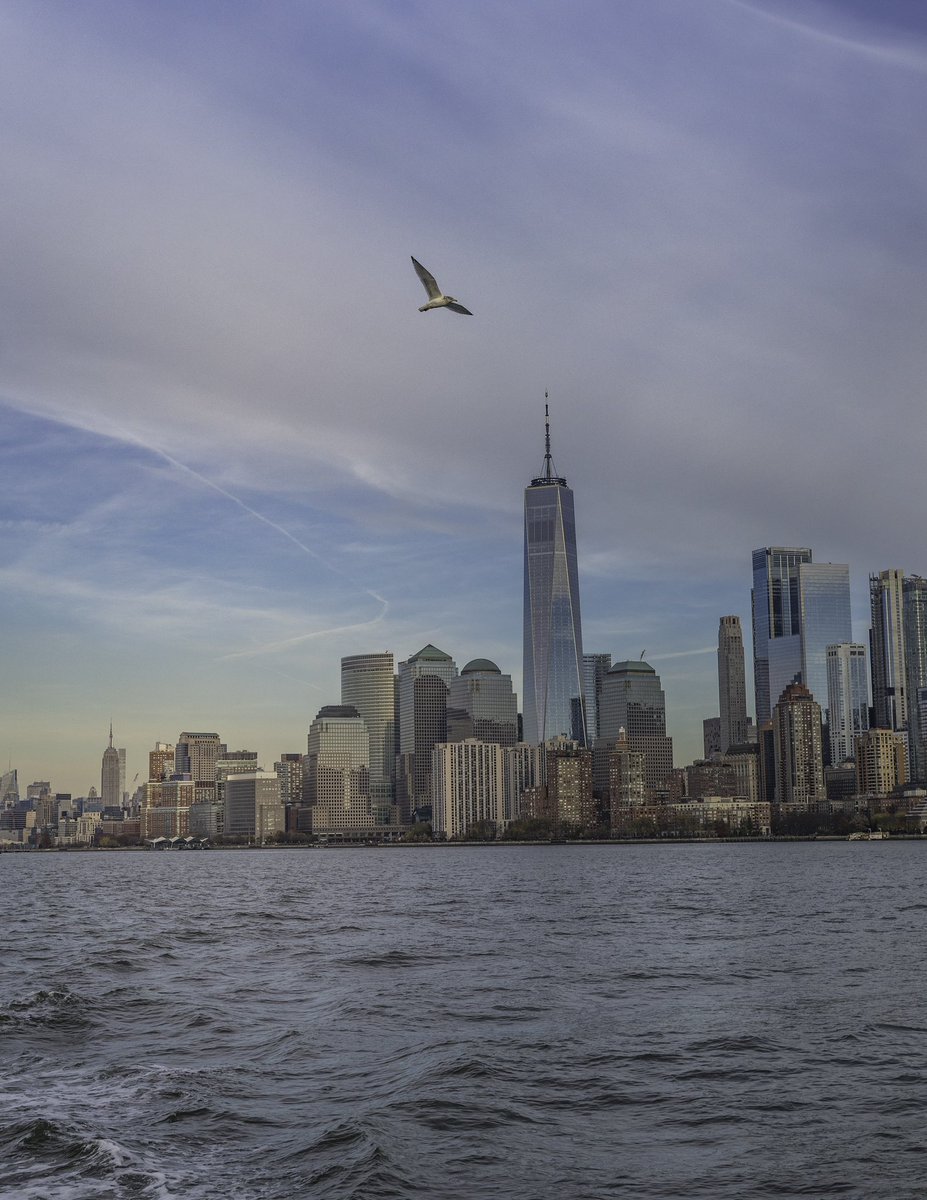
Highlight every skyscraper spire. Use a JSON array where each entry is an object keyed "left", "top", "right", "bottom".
[
  {"left": 109, "top": 720, "right": 113, "bottom": 749},
  {"left": 524, "top": 396, "right": 586, "bottom": 746},
  {"left": 544, "top": 392, "right": 552, "bottom": 482}
]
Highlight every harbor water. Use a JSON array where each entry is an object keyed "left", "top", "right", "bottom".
[{"left": 2, "top": 842, "right": 926, "bottom": 1199}]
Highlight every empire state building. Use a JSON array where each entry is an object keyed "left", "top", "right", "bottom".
[{"left": 522, "top": 405, "right": 586, "bottom": 746}]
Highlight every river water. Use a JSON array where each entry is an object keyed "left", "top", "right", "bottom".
[{"left": 2, "top": 843, "right": 926, "bottom": 1199}]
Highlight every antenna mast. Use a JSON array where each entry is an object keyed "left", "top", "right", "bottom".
[{"left": 544, "top": 391, "right": 552, "bottom": 482}]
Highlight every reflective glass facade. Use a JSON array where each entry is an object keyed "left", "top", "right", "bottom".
[
  {"left": 523, "top": 479, "right": 585, "bottom": 746},
  {"left": 825, "top": 643, "right": 869, "bottom": 763},
  {"left": 752, "top": 547, "right": 811, "bottom": 726},
  {"left": 870, "top": 569, "right": 907, "bottom": 731},
  {"left": 797, "top": 562, "right": 852, "bottom": 715}
]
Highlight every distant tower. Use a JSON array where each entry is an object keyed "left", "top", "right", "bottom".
[
  {"left": 397, "top": 645, "right": 457, "bottom": 820},
  {"left": 718, "top": 616, "right": 749, "bottom": 751},
  {"left": 608, "top": 728, "right": 646, "bottom": 822},
  {"left": 772, "top": 683, "right": 825, "bottom": 807},
  {"left": 869, "top": 570, "right": 907, "bottom": 732},
  {"left": 751, "top": 548, "right": 852, "bottom": 724},
  {"left": 149, "top": 742, "right": 175, "bottom": 782},
  {"left": 796, "top": 563, "right": 852, "bottom": 715},
  {"left": 903, "top": 577, "right": 927, "bottom": 783},
  {"left": 101, "top": 724, "right": 121, "bottom": 809},
  {"left": 826, "top": 643, "right": 869, "bottom": 763},
  {"left": 582, "top": 653, "right": 612, "bottom": 745},
  {"left": 175, "top": 732, "right": 225, "bottom": 805},
  {"left": 341, "top": 653, "right": 397, "bottom": 810},
  {"left": 447, "top": 659, "right": 518, "bottom": 746},
  {"left": 856, "top": 728, "right": 907, "bottom": 797},
  {"left": 752, "top": 547, "right": 812, "bottom": 728},
  {"left": 598, "top": 660, "right": 674, "bottom": 797},
  {"left": 523, "top": 403, "right": 586, "bottom": 746},
  {"left": 306, "top": 705, "right": 371, "bottom": 834}
]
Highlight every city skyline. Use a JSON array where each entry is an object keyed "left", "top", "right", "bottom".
[{"left": 3, "top": 2, "right": 927, "bottom": 789}]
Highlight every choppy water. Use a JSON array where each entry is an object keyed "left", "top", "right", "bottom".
[{"left": 2, "top": 843, "right": 927, "bottom": 1199}]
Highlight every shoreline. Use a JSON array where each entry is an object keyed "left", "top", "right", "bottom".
[{"left": 4, "top": 833, "right": 922, "bottom": 853}]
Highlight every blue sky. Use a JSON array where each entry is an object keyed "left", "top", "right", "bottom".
[{"left": 3, "top": 0, "right": 927, "bottom": 793}]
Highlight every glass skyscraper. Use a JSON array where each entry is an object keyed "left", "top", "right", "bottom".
[
  {"left": 523, "top": 407, "right": 585, "bottom": 746},
  {"left": 870, "top": 569, "right": 907, "bottom": 731},
  {"left": 797, "top": 562, "right": 852, "bottom": 716},
  {"left": 752, "top": 547, "right": 811, "bottom": 728}
]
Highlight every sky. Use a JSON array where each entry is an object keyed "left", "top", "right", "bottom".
[{"left": 3, "top": 0, "right": 927, "bottom": 794}]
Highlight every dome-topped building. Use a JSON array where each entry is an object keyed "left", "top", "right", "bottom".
[
  {"left": 461, "top": 658, "right": 501, "bottom": 675},
  {"left": 449, "top": 659, "right": 517, "bottom": 746}
]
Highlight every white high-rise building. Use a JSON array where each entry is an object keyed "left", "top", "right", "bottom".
[
  {"left": 432, "top": 740, "right": 505, "bottom": 839},
  {"left": 826, "top": 643, "right": 869, "bottom": 763}
]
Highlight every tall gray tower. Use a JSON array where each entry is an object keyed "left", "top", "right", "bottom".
[
  {"left": 870, "top": 569, "right": 906, "bottom": 732},
  {"left": 523, "top": 404, "right": 585, "bottom": 746},
  {"left": 718, "top": 616, "right": 749, "bottom": 752},
  {"left": 101, "top": 723, "right": 121, "bottom": 809}
]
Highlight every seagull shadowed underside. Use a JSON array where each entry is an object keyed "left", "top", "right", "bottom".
[{"left": 411, "top": 256, "right": 473, "bottom": 315}]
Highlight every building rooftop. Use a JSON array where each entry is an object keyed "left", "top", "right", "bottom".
[
  {"left": 409, "top": 644, "right": 453, "bottom": 662},
  {"left": 461, "top": 658, "right": 501, "bottom": 675},
  {"left": 315, "top": 705, "right": 360, "bottom": 719}
]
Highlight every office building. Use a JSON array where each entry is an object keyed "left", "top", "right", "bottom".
[
  {"left": 751, "top": 549, "right": 852, "bottom": 723},
  {"left": 397, "top": 644, "right": 457, "bottom": 820},
  {"left": 772, "top": 683, "right": 825, "bottom": 808},
  {"left": 175, "top": 732, "right": 225, "bottom": 805},
  {"left": 608, "top": 728, "right": 646, "bottom": 819},
  {"left": 225, "top": 772, "right": 284, "bottom": 841},
  {"left": 448, "top": 659, "right": 518, "bottom": 746},
  {"left": 718, "top": 616, "right": 749, "bottom": 752},
  {"left": 432, "top": 739, "right": 505, "bottom": 839},
  {"left": 101, "top": 725, "right": 121, "bottom": 809},
  {"left": 341, "top": 652, "right": 397, "bottom": 810},
  {"left": 598, "top": 660, "right": 674, "bottom": 796},
  {"left": 797, "top": 562, "right": 852, "bottom": 715},
  {"left": 752, "top": 547, "right": 812, "bottom": 728},
  {"left": 214, "top": 751, "right": 259, "bottom": 835},
  {"left": 856, "top": 728, "right": 907, "bottom": 798},
  {"left": 149, "top": 742, "right": 175, "bottom": 782},
  {"left": 503, "top": 743, "right": 545, "bottom": 823},
  {"left": 306, "top": 705, "right": 371, "bottom": 833},
  {"left": 523, "top": 405, "right": 586, "bottom": 746},
  {"left": 904, "top": 577, "right": 927, "bottom": 783},
  {"left": 546, "top": 740, "right": 595, "bottom": 831},
  {"left": 870, "top": 570, "right": 907, "bottom": 732},
  {"left": 826, "top": 643, "right": 869, "bottom": 763},
  {"left": 703, "top": 717, "right": 721, "bottom": 759},
  {"left": 582, "top": 653, "right": 612, "bottom": 746}
]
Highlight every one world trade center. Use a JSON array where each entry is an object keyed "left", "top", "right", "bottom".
[{"left": 522, "top": 404, "right": 586, "bottom": 747}]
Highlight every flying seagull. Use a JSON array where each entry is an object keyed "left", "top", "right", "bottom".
[{"left": 411, "top": 256, "right": 473, "bottom": 315}]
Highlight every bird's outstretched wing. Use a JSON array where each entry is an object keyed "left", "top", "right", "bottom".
[
  {"left": 446, "top": 302, "right": 473, "bottom": 315},
  {"left": 412, "top": 256, "right": 442, "bottom": 301}
]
